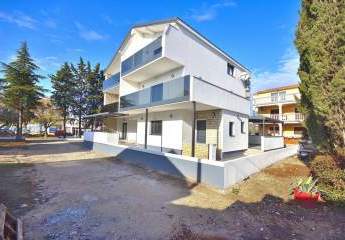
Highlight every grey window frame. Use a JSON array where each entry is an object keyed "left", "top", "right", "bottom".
[
  {"left": 196, "top": 119, "right": 207, "bottom": 144},
  {"left": 150, "top": 120, "right": 162, "bottom": 136}
]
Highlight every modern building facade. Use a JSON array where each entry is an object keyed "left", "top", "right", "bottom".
[
  {"left": 252, "top": 84, "right": 305, "bottom": 144},
  {"left": 87, "top": 18, "right": 251, "bottom": 160}
]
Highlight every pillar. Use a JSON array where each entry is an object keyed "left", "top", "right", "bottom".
[{"left": 144, "top": 108, "right": 148, "bottom": 149}]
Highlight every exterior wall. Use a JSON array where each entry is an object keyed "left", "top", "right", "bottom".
[
  {"left": 104, "top": 93, "right": 118, "bottom": 105},
  {"left": 164, "top": 25, "right": 248, "bottom": 98},
  {"left": 136, "top": 110, "right": 185, "bottom": 152},
  {"left": 283, "top": 124, "right": 303, "bottom": 138},
  {"left": 182, "top": 110, "right": 222, "bottom": 159},
  {"left": 221, "top": 110, "right": 249, "bottom": 153},
  {"left": 140, "top": 67, "right": 184, "bottom": 89},
  {"left": 84, "top": 141, "right": 297, "bottom": 190},
  {"left": 261, "top": 136, "right": 284, "bottom": 151},
  {"left": 103, "top": 118, "right": 118, "bottom": 131}
]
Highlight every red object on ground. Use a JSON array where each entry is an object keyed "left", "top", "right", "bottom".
[{"left": 293, "top": 188, "right": 320, "bottom": 202}]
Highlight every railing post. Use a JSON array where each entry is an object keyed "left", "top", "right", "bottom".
[
  {"left": 144, "top": 108, "right": 148, "bottom": 149},
  {"left": 191, "top": 101, "right": 196, "bottom": 157}
]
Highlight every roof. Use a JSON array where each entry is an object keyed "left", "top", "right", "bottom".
[
  {"left": 105, "top": 17, "right": 250, "bottom": 73},
  {"left": 255, "top": 83, "right": 300, "bottom": 95}
]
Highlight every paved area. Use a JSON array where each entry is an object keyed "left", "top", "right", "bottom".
[{"left": 0, "top": 139, "right": 345, "bottom": 239}]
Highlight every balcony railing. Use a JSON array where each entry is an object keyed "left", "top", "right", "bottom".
[
  {"left": 253, "top": 93, "right": 300, "bottom": 106},
  {"left": 120, "top": 75, "right": 190, "bottom": 110},
  {"left": 103, "top": 73, "right": 120, "bottom": 91},
  {"left": 101, "top": 102, "right": 119, "bottom": 113},
  {"left": 121, "top": 37, "right": 162, "bottom": 76},
  {"left": 261, "top": 113, "right": 304, "bottom": 122}
]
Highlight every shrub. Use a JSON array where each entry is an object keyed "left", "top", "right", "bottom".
[{"left": 310, "top": 154, "right": 345, "bottom": 205}]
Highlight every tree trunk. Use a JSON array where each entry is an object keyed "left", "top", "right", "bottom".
[
  {"left": 91, "top": 118, "right": 94, "bottom": 131},
  {"left": 63, "top": 114, "right": 67, "bottom": 138},
  {"left": 44, "top": 126, "right": 48, "bottom": 138},
  {"left": 17, "top": 108, "right": 23, "bottom": 137},
  {"left": 78, "top": 111, "right": 82, "bottom": 138}
]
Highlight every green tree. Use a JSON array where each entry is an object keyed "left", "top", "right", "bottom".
[
  {"left": 0, "top": 42, "right": 44, "bottom": 137},
  {"left": 51, "top": 62, "right": 74, "bottom": 138},
  {"left": 34, "top": 99, "right": 59, "bottom": 137},
  {"left": 71, "top": 58, "right": 89, "bottom": 137},
  {"left": 85, "top": 63, "right": 104, "bottom": 130},
  {"left": 295, "top": 0, "right": 345, "bottom": 152}
]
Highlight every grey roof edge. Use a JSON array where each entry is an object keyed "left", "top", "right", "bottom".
[{"left": 105, "top": 17, "right": 251, "bottom": 74}]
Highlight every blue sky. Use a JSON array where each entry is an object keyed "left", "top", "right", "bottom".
[{"left": 0, "top": 0, "right": 300, "bottom": 95}]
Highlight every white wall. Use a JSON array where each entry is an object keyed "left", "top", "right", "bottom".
[
  {"left": 221, "top": 110, "right": 248, "bottom": 153},
  {"left": 84, "top": 131, "right": 119, "bottom": 146},
  {"left": 192, "top": 77, "right": 250, "bottom": 115},
  {"left": 136, "top": 110, "right": 185, "bottom": 150},
  {"left": 261, "top": 136, "right": 284, "bottom": 151},
  {"left": 164, "top": 25, "right": 248, "bottom": 98},
  {"left": 141, "top": 67, "right": 184, "bottom": 89}
]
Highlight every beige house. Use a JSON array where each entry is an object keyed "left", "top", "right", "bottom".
[{"left": 252, "top": 84, "right": 305, "bottom": 144}]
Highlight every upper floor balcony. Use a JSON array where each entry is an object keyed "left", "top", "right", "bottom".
[
  {"left": 261, "top": 113, "right": 304, "bottom": 122},
  {"left": 101, "top": 102, "right": 119, "bottom": 113},
  {"left": 253, "top": 93, "right": 300, "bottom": 106},
  {"left": 103, "top": 73, "right": 120, "bottom": 93},
  {"left": 120, "top": 37, "right": 182, "bottom": 83},
  {"left": 120, "top": 75, "right": 190, "bottom": 111}
]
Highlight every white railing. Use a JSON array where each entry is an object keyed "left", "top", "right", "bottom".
[
  {"left": 260, "top": 113, "right": 304, "bottom": 122},
  {"left": 253, "top": 93, "right": 300, "bottom": 106}
]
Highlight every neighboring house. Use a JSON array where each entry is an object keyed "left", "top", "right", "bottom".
[
  {"left": 86, "top": 17, "right": 251, "bottom": 160},
  {"left": 252, "top": 84, "right": 305, "bottom": 144}
]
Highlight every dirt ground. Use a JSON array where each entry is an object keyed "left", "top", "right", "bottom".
[{"left": 0, "top": 139, "right": 345, "bottom": 240}]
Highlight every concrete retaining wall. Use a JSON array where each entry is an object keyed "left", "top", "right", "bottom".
[
  {"left": 261, "top": 136, "right": 284, "bottom": 151},
  {"left": 84, "top": 140, "right": 297, "bottom": 190}
]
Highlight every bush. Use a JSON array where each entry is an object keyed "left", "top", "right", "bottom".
[{"left": 310, "top": 154, "right": 345, "bottom": 205}]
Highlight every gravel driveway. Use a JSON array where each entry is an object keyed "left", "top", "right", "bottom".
[{"left": 0, "top": 139, "right": 344, "bottom": 239}]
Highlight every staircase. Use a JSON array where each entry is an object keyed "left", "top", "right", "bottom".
[{"left": 0, "top": 204, "right": 23, "bottom": 240}]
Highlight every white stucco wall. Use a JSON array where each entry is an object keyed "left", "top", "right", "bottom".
[
  {"left": 164, "top": 25, "right": 248, "bottom": 98},
  {"left": 221, "top": 110, "right": 249, "bottom": 153},
  {"left": 136, "top": 110, "right": 185, "bottom": 150}
]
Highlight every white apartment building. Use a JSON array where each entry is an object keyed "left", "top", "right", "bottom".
[{"left": 86, "top": 18, "right": 251, "bottom": 160}]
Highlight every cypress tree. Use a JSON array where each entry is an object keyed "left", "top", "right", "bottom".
[{"left": 295, "top": 0, "right": 345, "bottom": 152}]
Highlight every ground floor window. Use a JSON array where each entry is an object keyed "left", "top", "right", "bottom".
[
  {"left": 241, "top": 121, "right": 245, "bottom": 133},
  {"left": 196, "top": 120, "right": 206, "bottom": 143},
  {"left": 229, "top": 121, "right": 234, "bottom": 136},
  {"left": 150, "top": 120, "right": 162, "bottom": 136}
]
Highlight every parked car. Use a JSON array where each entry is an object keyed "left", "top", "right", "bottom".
[{"left": 297, "top": 139, "right": 317, "bottom": 159}]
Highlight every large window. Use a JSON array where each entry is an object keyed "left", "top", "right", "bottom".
[
  {"left": 196, "top": 120, "right": 206, "bottom": 143},
  {"left": 229, "top": 122, "right": 234, "bottom": 136},
  {"left": 227, "top": 63, "right": 235, "bottom": 76},
  {"left": 150, "top": 120, "right": 162, "bottom": 136}
]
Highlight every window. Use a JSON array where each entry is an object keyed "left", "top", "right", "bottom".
[
  {"left": 271, "top": 92, "right": 278, "bottom": 102},
  {"left": 153, "top": 47, "right": 162, "bottom": 56},
  {"left": 241, "top": 121, "right": 245, "bottom": 134},
  {"left": 150, "top": 120, "right": 162, "bottom": 136},
  {"left": 279, "top": 91, "right": 286, "bottom": 101},
  {"left": 151, "top": 84, "right": 163, "bottom": 102},
  {"left": 196, "top": 120, "right": 206, "bottom": 143},
  {"left": 229, "top": 122, "right": 234, "bottom": 136},
  {"left": 227, "top": 63, "right": 235, "bottom": 76}
]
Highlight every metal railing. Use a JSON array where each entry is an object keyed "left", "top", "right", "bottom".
[
  {"left": 120, "top": 75, "right": 190, "bottom": 110},
  {"left": 253, "top": 93, "right": 300, "bottom": 105},
  {"left": 103, "top": 73, "right": 120, "bottom": 91},
  {"left": 261, "top": 113, "right": 304, "bottom": 122},
  {"left": 121, "top": 37, "right": 162, "bottom": 76}
]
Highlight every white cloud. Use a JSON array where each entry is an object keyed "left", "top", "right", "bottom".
[
  {"left": 189, "top": 0, "right": 236, "bottom": 22},
  {"left": 251, "top": 49, "right": 300, "bottom": 92},
  {"left": 34, "top": 56, "right": 61, "bottom": 73},
  {"left": 0, "top": 11, "right": 37, "bottom": 29},
  {"left": 75, "top": 22, "right": 107, "bottom": 41},
  {"left": 44, "top": 19, "right": 57, "bottom": 28}
]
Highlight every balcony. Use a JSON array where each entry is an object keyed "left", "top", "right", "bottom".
[
  {"left": 120, "top": 75, "right": 190, "bottom": 111},
  {"left": 103, "top": 73, "right": 120, "bottom": 92},
  {"left": 101, "top": 102, "right": 119, "bottom": 113},
  {"left": 121, "top": 37, "right": 182, "bottom": 82},
  {"left": 253, "top": 93, "right": 300, "bottom": 106},
  {"left": 261, "top": 113, "right": 304, "bottom": 122}
]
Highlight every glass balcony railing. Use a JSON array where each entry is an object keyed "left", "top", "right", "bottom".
[
  {"left": 120, "top": 75, "right": 190, "bottom": 110},
  {"left": 103, "top": 73, "right": 120, "bottom": 91},
  {"left": 101, "top": 102, "right": 119, "bottom": 113},
  {"left": 121, "top": 37, "right": 162, "bottom": 76}
]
